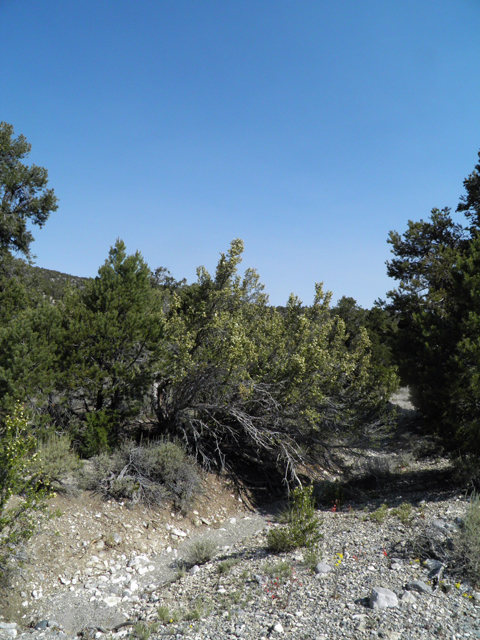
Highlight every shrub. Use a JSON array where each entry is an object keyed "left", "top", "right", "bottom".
[
  {"left": 0, "top": 404, "right": 50, "bottom": 582},
  {"left": 369, "top": 503, "right": 389, "bottom": 524},
  {"left": 33, "top": 434, "right": 82, "bottom": 490},
  {"left": 217, "top": 558, "right": 239, "bottom": 575},
  {"left": 392, "top": 502, "right": 413, "bottom": 525},
  {"left": 267, "top": 485, "right": 322, "bottom": 552},
  {"left": 187, "top": 539, "right": 217, "bottom": 565},
  {"left": 83, "top": 439, "right": 202, "bottom": 511}
]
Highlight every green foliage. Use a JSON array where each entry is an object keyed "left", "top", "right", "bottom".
[
  {"left": 55, "top": 239, "right": 165, "bottom": 442},
  {"left": 368, "top": 503, "right": 389, "bottom": 524},
  {"left": 391, "top": 502, "right": 413, "bottom": 525},
  {"left": 263, "top": 559, "right": 293, "bottom": 579},
  {"left": 217, "top": 558, "right": 239, "bottom": 575},
  {"left": 267, "top": 485, "right": 322, "bottom": 552},
  {"left": 153, "top": 239, "right": 395, "bottom": 484},
  {"left": 0, "top": 122, "right": 58, "bottom": 260},
  {"left": 0, "top": 404, "right": 49, "bottom": 580},
  {"left": 385, "top": 152, "right": 480, "bottom": 451},
  {"left": 81, "top": 411, "right": 113, "bottom": 457}
]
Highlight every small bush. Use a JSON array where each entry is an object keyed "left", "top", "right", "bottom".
[
  {"left": 354, "top": 455, "right": 396, "bottom": 482},
  {"left": 157, "top": 606, "right": 180, "bottom": 624},
  {"left": 82, "top": 439, "right": 202, "bottom": 511},
  {"left": 392, "top": 502, "right": 413, "bottom": 525},
  {"left": 267, "top": 485, "right": 322, "bottom": 552},
  {"left": 303, "top": 544, "right": 322, "bottom": 571},
  {"left": 369, "top": 503, "right": 389, "bottom": 524},
  {"left": 263, "top": 559, "right": 293, "bottom": 579},
  {"left": 33, "top": 434, "right": 82, "bottom": 490},
  {"left": 217, "top": 558, "right": 239, "bottom": 575},
  {"left": 188, "top": 539, "right": 217, "bottom": 565}
]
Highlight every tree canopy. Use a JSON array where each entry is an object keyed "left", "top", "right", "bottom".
[
  {"left": 385, "top": 151, "right": 480, "bottom": 452},
  {"left": 0, "top": 122, "right": 58, "bottom": 261}
]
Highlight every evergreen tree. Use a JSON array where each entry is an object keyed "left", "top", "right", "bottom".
[
  {"left": 0, "top": 122, "right": 58, "bottom": 261},
  {"left": 57, "top": 240, "right": 164, "bottom": 452}
]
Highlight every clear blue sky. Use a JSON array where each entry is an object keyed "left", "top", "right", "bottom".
[{"left": 2, "top": 0, "right": 480, "bottom": 307}]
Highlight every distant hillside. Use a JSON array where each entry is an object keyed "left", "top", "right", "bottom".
[
  {"left": 8, "top": 259, "right": 92, "bottom": 300},
  {"left": 33, "top": 266, "right": 91, "bottom": 299}
]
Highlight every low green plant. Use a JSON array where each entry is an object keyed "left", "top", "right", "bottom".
[
  {"left": 174, "top": 562, "right": 187, "bottom": 581},
  {"left": 392, "top": 502, "right": 413, "bottom": 525},
  {"left": 157, "top": 605, "right": 180, "bottom": 624},
  {"left": 267, "top": 485, "right": 323, "bottom": 552},
  {"left": 303, "top": 544, "right": 322, "bottom": 571},
  {"left": 132, "top": 621, "right": 159, "bottom": 640},
  {"left": 369, "top": 503, "right": 389, "bottom": 524},
  {"left": 264, "top": 559, "right": 293, "bottom": 579},
  {"left": 188, "top": 539, "right": 217, "bottom": 565},
  {"left": 217, "top": 558, "right": 239, "bottom": 575},
  {"left": 184, "top": 598, "right": 209, "bottom": 621}
]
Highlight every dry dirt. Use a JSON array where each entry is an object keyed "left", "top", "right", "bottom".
[{"left": 0, "top": 471, "right": 261, "bottom": 626}]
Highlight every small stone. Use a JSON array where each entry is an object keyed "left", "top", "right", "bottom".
[
  {"left": 190, "top": 565, "right": 200, "bottom": 575},
  {"left": 34, "top": 621, "right": 49, "bottom": 631},
  {"left": 314, "top": 562, "right": 332, "bottom": 575},
  {"left": 95, "top": 540, "right": 105, "bottom": 550},
  {"left": 406, "top": 580, "right": 432, "bottom": 595},
  {"left": 369, "top": 587, "right": 398, "bottom": 609},
  {"left": 273, "top": 622, "right": 284, "bottom": 633},
  {"left": 171, "top": 528, "right": 187, "bottom": 537},
  {"left": 400, "top": 590, "right": 417, "bottom": 604}
]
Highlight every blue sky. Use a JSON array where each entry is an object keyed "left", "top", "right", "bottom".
[{"left": 1, "top": 0, "right": 480, "bottom": 308}]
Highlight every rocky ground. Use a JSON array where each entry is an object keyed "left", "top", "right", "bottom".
[{"left": 1, "top": 390, "right": 479, "bottom": 640}]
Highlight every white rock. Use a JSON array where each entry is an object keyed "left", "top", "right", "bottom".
[
  {"left": 171, "top": 528, "right": 187, "bottom": 537},
  {"left": 273, "top": 622, "right": 284, "bottom": 633},
  {"left": 103, "top": 596, "right": 121, "bottom": 607},
  {"left": 400, "top": 590, "right": 417, "bottom": 604},
  {"left": 314, "top": 562, "right": 332, "bottom": 575},
  {"left": 369, "top": 586, "right": 398, "bottom": 609},
  {"left": 129, "top": 579, "right": 139, "bottom": 592},
  {"left": 128, "top": 554, "right": 150, "bottom": 568}
]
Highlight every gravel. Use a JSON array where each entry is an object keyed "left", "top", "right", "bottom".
[{"left": 3, "top": 491, "right": 480, "bottom": 640}]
